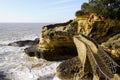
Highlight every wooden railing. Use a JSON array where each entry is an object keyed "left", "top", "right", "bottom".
[{"left": 73, "top": 35, "right": 119, "bottom": 80}]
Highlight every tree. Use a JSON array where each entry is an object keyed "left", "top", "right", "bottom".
[
  {"left": 81, "top": 3, "right": 90, "bottom": 13},
  {"left": 76, "top": 0, "right": 120, "bottom": 19}
]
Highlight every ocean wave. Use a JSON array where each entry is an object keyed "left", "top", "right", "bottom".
[{"left": 0, "top": 23, "right": 61, "bottom": 80}]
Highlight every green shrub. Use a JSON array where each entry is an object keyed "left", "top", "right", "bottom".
[{"left": 76, "top": 0, "right": 120, "bottom": 19}]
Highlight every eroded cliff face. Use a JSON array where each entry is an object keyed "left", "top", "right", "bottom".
[
  {"left": 36, "top": 20, "right": 78, "bottom": 61},
  {"left": 32, "top": 13, "right": 120, "bottom": 61},
  {"left": 75, "top": 14, "right": 120, "bottom": 43},
  {"left": 39, "top": 20, "right": 75, "bottom": 49}
]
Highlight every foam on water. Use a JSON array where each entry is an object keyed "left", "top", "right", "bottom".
[{"left": 0, "top": 23, "right": 61, "bottom": 80}]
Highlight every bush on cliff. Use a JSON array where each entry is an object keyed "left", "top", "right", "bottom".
[{"left": 76, "top": 0, "right": 120, "bottom": 19}]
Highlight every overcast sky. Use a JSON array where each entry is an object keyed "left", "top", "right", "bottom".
[{"left": 0, "top": 0, "right": 88, "bottom": 23}]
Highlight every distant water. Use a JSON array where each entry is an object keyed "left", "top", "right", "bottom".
[{"left": 0, "top": 23, "right": 60, "bottom": 80}]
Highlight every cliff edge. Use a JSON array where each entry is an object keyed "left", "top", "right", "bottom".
[{"left": 24, "top": 13, "right": 120, "bottom": 80}]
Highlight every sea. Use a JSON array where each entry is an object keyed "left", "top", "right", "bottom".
[{"left": 0, "top": 23, "right": 61, "bottom": 80}]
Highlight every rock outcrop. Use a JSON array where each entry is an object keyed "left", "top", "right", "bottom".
[
  {"left": 75, "top": 14, "right": 120, "bottom": 43},
  {"left": 36, "top": 13, "right": 120, "bottom": 61},
  {"left": 101, "top": 33, "right": 120, "bottom": 60},
  {"left": 8, "top": 38, "right": 39, "bottom": 47},
  {"left": 24, "top": 13, "right": 120, "bottom": 79},
  {"left": 25, "top": 20, "right": 78, "bottom": 61}
]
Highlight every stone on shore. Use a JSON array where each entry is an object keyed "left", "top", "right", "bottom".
[{"left": 8, "top": 38, "right": 39, "bottom": 47}]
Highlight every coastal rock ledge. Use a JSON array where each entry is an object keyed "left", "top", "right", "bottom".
[{"left": 24, "top": 14, "right": 120, "bottom": 80}]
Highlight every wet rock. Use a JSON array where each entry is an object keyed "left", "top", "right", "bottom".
[
  {"left": 37, "top": 74, "right": 55, "bottom": 80},
  {"left": 24, "top": 46, "right": 77, "bottom": 61},
  {"left": 24, "top": 46, "right": 41, "bottom": 58},
  {"left": 41, "top": 47, "right": 77, "bottom": 61},
  {"left": 0, "top": 71, "right": 10, "bottom": 80},
  {"left": 8, "top": 38, "right": 39, "bottom": 47}
]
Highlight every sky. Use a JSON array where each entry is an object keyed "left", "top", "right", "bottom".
[{"left": 0, "top": 0, "right": 88, "bottom": 23}]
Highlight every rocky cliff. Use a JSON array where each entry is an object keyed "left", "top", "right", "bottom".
[
  {"left": 24, "top": 13, "right": 120, "bottom": 80},
  {"left": 36, "top": 13, "right": 120, "bottom": 60}
]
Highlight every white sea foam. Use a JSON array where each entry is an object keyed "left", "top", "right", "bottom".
[{"left": 0, "top": 23, "right": 61, "bottom": 80}]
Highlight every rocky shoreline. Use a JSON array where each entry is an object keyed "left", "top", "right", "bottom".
[{"left": 8, "top": 13, "right": 120, "bottom": 80}]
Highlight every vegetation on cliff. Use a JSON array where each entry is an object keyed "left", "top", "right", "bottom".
[{"left": 76, "top": 0, "right": 120, "bottom": 19}]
